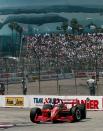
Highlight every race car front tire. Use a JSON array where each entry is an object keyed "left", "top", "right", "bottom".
[
  {"left": 70, "top": 107, "right": 81, "bottom": 122},
  {"left": 30, "top": 108, "right": 42, "bottom": 123},
  {"left": 77, "top": 104, "right": 86, "bottom": 119}
]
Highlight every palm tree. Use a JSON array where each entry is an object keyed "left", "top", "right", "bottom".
[
  {"left": 14, "top": 23, "right": 23, "bottom": 57},
  {"left": 8, "top": 22, "right": 16, "bottom": 33},
  {"left": 8, "top": 22, "right": 17, "bottom": 56},
  {"left": 8, "top": 22, "right": 23, "bottom": 57}
]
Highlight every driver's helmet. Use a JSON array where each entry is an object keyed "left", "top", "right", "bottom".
[{"left": 57, "top": 104, "right": 64, "bottom": 108}]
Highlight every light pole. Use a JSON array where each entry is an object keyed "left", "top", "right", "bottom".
[
  {"left": 38, "top": 56, "right": 41, "bottom": 94},
  {"left": 37, "top": 36, "right": 41, "bottom": 94},
  {"left": 95, "top": 50, "right": 101, "bottom": 95},
  {"left": 74, "top": 47, "right": 77, "bottom": 95},
  {"left": 54, "top": 36, "right": 59, "bottom": 94},
  {"left": 56, "top": 43, "right": 59, "bottom": 94},
  {"left": 4, "top": 58, "right": 8, "bottom": 94},
  {"left": 71, "top": 37, "right": 78, "bottom": 95}
]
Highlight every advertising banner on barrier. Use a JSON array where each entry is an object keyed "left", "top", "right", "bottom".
[
  {"left": 2, "top": 95, "right": 29, "bottom": 108},
  {"left": 1, "top": 95, "right": 103, "bottom": 110},
  {"left": 5, "top": 97, "right": 24, "bottom": 106},
  {"left": 29, "top": 95, "right": 103, "bottom": 110}
]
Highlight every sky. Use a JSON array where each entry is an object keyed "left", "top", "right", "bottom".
[{"left": 0, "top": 0, "right": 103, "bottom": 8}]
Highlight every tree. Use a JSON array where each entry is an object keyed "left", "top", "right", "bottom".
[
  {"left": 8, "top": 22, "right": 23, "bottom": 57},
  {"left": 8, "top": 22, "right": 17, "bottom": 56},
  {"left": 70, "top": 18, "right": 79, "bottom": 34},
  {"left": 56, "top": 21, "right": 69, "bottom": 34},
  {"left": 61, "top": 21, "right": 68, "bottom": 34},
  {"left": 15, "top": 24, "right": 23, "bottom": 57}
]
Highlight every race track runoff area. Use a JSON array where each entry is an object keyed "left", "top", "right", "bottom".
[{"left": 0, "top": 108, "right": 103, "bottom": 131}]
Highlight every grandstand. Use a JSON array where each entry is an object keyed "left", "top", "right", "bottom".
[{"left": 0, "top": 33, "right": 103, "bottom": 95}]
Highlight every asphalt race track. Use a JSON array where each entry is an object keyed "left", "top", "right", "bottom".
[{"left": 0, "top": 108, "right": 103, "bottom": 131}]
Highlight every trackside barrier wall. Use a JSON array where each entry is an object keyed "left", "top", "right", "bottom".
[{"left": 0, "top": 95, "right": 103, "bottom": 110}]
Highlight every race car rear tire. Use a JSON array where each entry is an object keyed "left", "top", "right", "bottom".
[
  {"left": 42, "top": 104, "right": 53, "bottom": 110},
  {"left": 30, "top": 108, "right": 42, "bottom": 123},
  {"left": 77, "top": 104, "right": 86, "bottom": 119},
  {"left": 70, "top": 107, "right": 81, "bottom": 122}
]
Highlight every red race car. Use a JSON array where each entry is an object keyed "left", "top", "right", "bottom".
[{"left": 30, "top": 99, "right": 86, "bottom": 123}]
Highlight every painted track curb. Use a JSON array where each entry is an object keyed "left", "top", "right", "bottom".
[{"left": 0, "top": 122, "right": 15, "bottom": 128}]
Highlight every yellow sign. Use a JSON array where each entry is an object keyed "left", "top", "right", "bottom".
[
  {"left": 32, "top": 76, "right": 39, "bottom": 81},
  {"left": 5, "top": 97, "right": 24, "bottom": 106}
]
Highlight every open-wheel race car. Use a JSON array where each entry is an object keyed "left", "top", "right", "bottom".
[{"left": 30, "top": 99, "right": 86, "bottom": 123}]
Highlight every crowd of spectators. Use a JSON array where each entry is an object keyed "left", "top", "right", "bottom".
[
  {"left": 25, "top": 33, "right": 103, "bottom": 74},
  {"left": 0, "top": 33, "right": 103, "bottom": 76}
]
